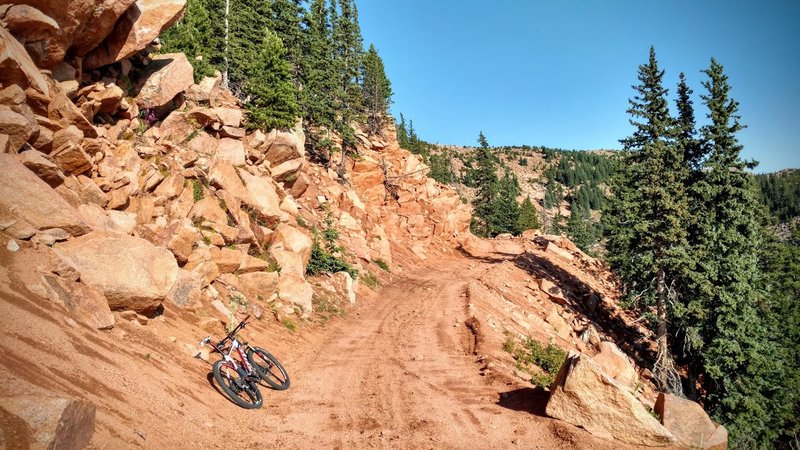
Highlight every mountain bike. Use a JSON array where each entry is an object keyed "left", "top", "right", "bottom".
[{"left": 200, "top": 315, "right": 290, "bottom": 409}]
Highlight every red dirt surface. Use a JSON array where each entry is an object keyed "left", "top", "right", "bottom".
[{"left": 0, "top": 251, "right": 653, "bottom": 449}]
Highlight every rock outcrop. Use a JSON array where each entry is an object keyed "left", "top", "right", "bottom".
[
  {"left": 0, "top": 396, "right": 96, "bottom": 450},
  {"left": 545, "top": 352, "right": 675, "bottom": 447},
  {"left": 84, "top": 0, "right": 188, "bottom": 69},
  {"left": 55, "top": 232, "right": 179, "bottom": 313},
  {"left": 655, "top": 393, "right": 728, "bottom": 450},
  {"left": 0, "top": 154, "right": 91, "bottom": 237}
]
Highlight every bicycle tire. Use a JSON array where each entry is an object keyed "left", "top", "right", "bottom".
[
  {"left": 247, "top": 347, "right": 291, "bottom": 390},
  {"left": 212, "top": 359, "right": 263, "bottom": 409}
]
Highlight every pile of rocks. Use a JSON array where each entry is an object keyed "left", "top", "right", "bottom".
[{"left": 1, "top": 0, "right": 473, "bottom": 334}]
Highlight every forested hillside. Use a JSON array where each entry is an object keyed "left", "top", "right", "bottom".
[
  {"left": 161, "top": 0, "right": 393, "bottom": 160},
  {"left": 757, "top": 169, "right": 800, "bottom": 223}
]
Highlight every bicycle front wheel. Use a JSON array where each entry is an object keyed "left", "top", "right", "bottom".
[
  {"left": 212, "top": 360, "right": 263, "bottom": 409},
  {"left": 247, "top": 347, "right": 291, "bottom": 390}
]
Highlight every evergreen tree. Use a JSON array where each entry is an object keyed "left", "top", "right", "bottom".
[
  {"left": 605, "top": 47, "right": 688, "bottom": 393},
  {"left": 675, "top": 73, "right": 703, "bottom": 171},
  {"left": 331, "top": 0, "right": 364, "bottom": 120},
  {"left": 160, "top": 0, "right": 224, "bottom": 79},
  {"left": 396, "top": 113, "right": 410, "bottom": 149},
  {"left": 302, "top": 0, "right": 338, "bottom": 126},
  {"left": 429, "top": 152, "right": 454, "bottom": 184},
  {"left": 758, "top": 225, "right": 800, "bottom": 446},
  {"left": 688, "top": 58, "right": 780, "bottom": 445},
  {"left": 470, "top": 132, "right": 500, "bottom": 237},
  {"left": 242, "top": 29, "right": 301, "bottom": 129},
  {"left": 566, "top": 203, "right": 593, "bottom": 250},
  {"left": 517, "top": 195, "right": 540, "bottom": 231},
  {"left": 265, "top": 0, "right": 306, "bottom": 85},
  {"left": 361, "top": 44, "right": 393, "bottom": 134},
  {"left": 489, "top": 172, "right": 521, "bottom": 236}
]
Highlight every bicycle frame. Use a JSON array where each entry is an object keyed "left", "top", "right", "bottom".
[{"left": 200, "top": 316, "right": 256, "bottom": 377}]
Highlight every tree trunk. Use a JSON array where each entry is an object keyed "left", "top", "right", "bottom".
[
  {"left": 654, "top": 269, "right": 683, "bottom": 395},
  {"left": 337, "top": 144, "right": 348, "bottom": 184},
  {"left": 222, "top": 0, "right": 230, "bottom": 89},
  {"left": 657, "top": 269, "right": 668, "bottom": 358}
]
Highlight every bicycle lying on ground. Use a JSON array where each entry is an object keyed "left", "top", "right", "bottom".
[{"left": 199, "top": 315, "right": 291, "bottom": 409}]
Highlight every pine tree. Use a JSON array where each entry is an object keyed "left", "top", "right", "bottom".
[
  {"left": 517, "top": 195, "right": 540, "bottom": 232},
  {"left": 470, "top": 132, "right": 499, "bottom": 237},
  {"left": 302, "top": 0, "right": 338, "bottom": 127},
  {"left": 489, "top": 172, "right": 521, "bottom": 236},
  {"left": 224, "top": 0, "right": 300, "bottom": 129},
  {"left": 265, "top": 0, "right": 306, "bottom": 85},
  {"left": 396, "top": 113, "right": 410, "bottom": 149},
  {"left": 362, "top": 44, "right": 393, "bottom": 134},
  {"left": 160, "top": 0, "right": 225, "bottom": 79},
  {"left": 429, "top": 152, "right": 454, "bottom": 184},
  {"left": 675, "top": 73, "right": 702, "bottom": 171},
  {"left": 242, "top": 29, "right": 301, "bottom": 129},
  {"left": 689, "top": 58, "right": 781, "bottom": 446},
  {"left": 605, "top": 47, "right": 688, "bottom": 393}
]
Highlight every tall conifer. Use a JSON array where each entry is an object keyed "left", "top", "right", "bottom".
[
  {"left": 690, "top": 58, "right": 780, "bottom": 445},
  {"left": 606, "top": 47, "right": 688, "bottom": 393},
  {"left": 362, "top": 44, "right": 393, "bottom": 134}
]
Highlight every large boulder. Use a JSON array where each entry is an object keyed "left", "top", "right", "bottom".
[
  {"left": 55, "top": 232, "right": 179, "bottom": 313},
  {"left": 83, "top": 0, "right": 187, "bottom": 69},
  {"left": 0, "top": 396, "right": 95, "bottom": 450},
  {"left": 238, "top": 168, "right": 284, "bottom": 227},
  {"left": 0, "top": 0, "right": 137, "bottom": 68},
  {"left": 277, "top": 273, "right": 313, "bottom": 315},
  {"left": 0, "top": 26, "right": 50, "bottom": 94},
  {"left": 0, "top": 107, "right": 33, "bottom": 152},
  {"left": 0, "top": 154, "right": 90, "bottom": 236},
  {"left": 238, "top": 271, "right": 279, "bottom": 302},
  {"left": 263, "top": 129, "right": 304, "bottom": 166},
  {"left": 545, "top": 352, "right": 675, "bottom": 447},
  {"left": 215, "top": 138, "right": 246, "bottom": 167},
  {"left": 135, "top": 53, "right": 194, "bottom": 109},
  {"left": 654, "top": 393, "right": 728, "bottom": 450},
  {"left": 591, "top": 341, "right": 639, "bottom": 391},
  {"left": 19, "top": 150, "right": 64, "bottom": 187},
  {"left": 272, "top": 224, "right": 312, "bottom": 266},
  {"left": 41, "top": 274, "right": 115, "bottom": 330}
]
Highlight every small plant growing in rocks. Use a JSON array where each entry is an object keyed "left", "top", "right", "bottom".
[
  {"left": 372, "top": 258, "right": 390, "bottom": 272},
  {"left": 282, "top": 319, "right": 297, "bottom": 332},
  {"left": 503, "top": 331, "right": 567, "bottom": 389},
  {"left": 306, "top": 206, "right": 357, "bottom": 279},
  {"left": 360, "top": 271, "right": 379, "bottom": 289}
]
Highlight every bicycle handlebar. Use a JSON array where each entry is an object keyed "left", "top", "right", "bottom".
[{"left": 215, "top": 314, "right": 251, "bottom": 348}]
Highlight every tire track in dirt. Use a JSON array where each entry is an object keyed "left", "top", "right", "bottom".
[{"left": 245, "top": 257, "right": 593, "bottom": 449}]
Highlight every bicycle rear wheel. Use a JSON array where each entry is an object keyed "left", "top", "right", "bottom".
[
  {"left": 247, "top": 347, "right": 291, "bottom": 390},
  {"left": 212, "top": 360, "right": 263, "bottom": 409}
]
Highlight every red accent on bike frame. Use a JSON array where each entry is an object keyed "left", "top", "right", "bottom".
[{"left": 237, "top": 346, "right": 252, "bottom": 372}]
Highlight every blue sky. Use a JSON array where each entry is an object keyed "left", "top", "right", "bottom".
[{"left": 358, "top": 1, "right": 800, "bottom": 173}]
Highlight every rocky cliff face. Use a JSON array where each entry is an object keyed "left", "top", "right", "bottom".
[{"left": 0, "top": 4, "right": 470, "bottom": 329}]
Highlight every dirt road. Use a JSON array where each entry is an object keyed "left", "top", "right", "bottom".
[
  {"left": 230, "top": 257, "right": 615, "bottom": 449},
  {"left": 1, "top": 254, "right": 621, "bottom": 449}
]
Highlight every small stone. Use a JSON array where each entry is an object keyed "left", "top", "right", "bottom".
[
  {"left": 6, "top": 239, "right": 20, "bottom": 252},
  {"left": 64, "top": 317, "right": 78, "bottom": 328}
]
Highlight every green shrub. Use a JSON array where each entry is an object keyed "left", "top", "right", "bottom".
[
  {"left": 282, "top": 319, "right": 297, "bottom": 332},
  {"left": 305, "top": 206, "right": 358, "bottom": 279},
  {"left": 373, "top": 258, "right": 390, "bottom": 272},
  {"left": 360, "top": 272, "right": 379, "bottom": 289},
  {"left": 192, "top": 179, "right": 204, "bottom": 202},
  {"left": 503, "top": 332, "right": 567, "bottom": 389}
]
